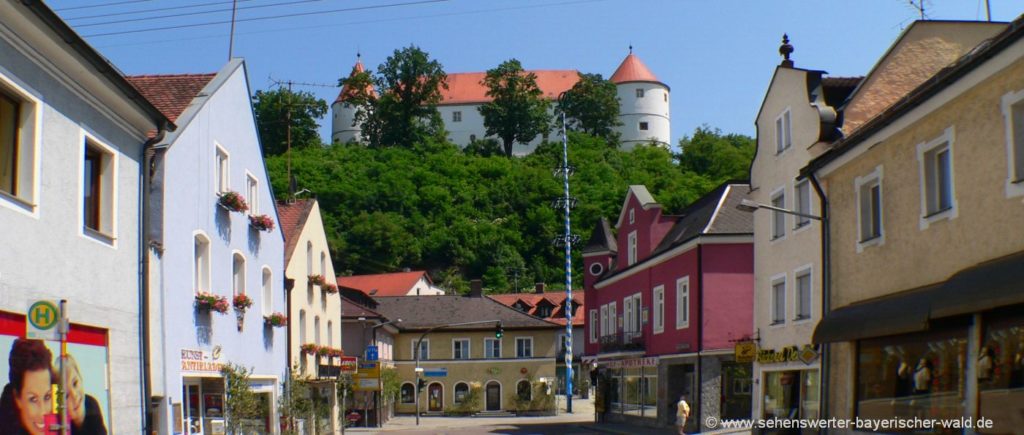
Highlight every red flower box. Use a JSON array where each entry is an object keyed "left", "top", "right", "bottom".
[
  {"left": 195, "top": 292, "right": 229, "bottom": 314},
  {"left": 249, "top": 214, "right": 275, "bottom": 232},
  {"left": 218, "top": 191, "right": 249, "bottom": 213}
]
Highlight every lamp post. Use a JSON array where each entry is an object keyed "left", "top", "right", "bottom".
[{"left": 415, "top": 320, "right": 502, "bottom": 425}]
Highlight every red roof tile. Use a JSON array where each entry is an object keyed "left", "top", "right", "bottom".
[
  {"left": 126, "top": 73, "right": 216, "bottom": 122},
  {"left": 336, "top": 271, "right": 431, "bottom": 297},
  {"left": 489, "top": 291, "right": 585, "bottom": 326},
  {"left": 609, "top": 53, "right": 661, "bottom": 85},
  {"left": 439, "top": 70, "right": 579, "bottom": 105},
  {"left": 334, "top": 58, "right": 377, "bottom": 104},
  {"left": 276, "top": 199, "right": 315, "bottom": 266}
]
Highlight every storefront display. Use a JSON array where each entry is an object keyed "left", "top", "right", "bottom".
[
  {"left": 762, "top": 369, "right": 818, "bottom": 421},
  {"left": 979, "top": 313, "right": 1024, "bottom": 434}
]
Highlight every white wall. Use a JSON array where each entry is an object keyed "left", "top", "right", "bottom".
[{"left": 615, "top": 82, "right": 670, "bottom": 148}]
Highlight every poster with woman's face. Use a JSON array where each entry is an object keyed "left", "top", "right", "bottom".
[{"left": 0, "top": 311, "right": 110, "bottom": 435}]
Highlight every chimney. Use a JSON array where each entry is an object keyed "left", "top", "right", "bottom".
[
  {"left": 469, "top": 279, "right": 483, "bottom": 298},
  {"left": 535, "top": 282, "right": 546, "bottom": 294}
]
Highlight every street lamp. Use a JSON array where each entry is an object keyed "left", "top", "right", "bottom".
[{"left": 736, "top": 199, "right": 824, "bottom": 221}]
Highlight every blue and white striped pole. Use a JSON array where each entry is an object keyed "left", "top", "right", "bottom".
[{"left": 560, "top": 110, "right": 574, "bottom": 413}]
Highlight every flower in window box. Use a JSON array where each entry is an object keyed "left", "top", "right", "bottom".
[
  {"left": 195, "top": 292, "right": 229, "bottom": 314},
  {"left": 322, "top": 284, "right": 339, "bottom": 294},
  {"left": 307, "top": 274, "right": 326, "bottom": 287},
  {"left": 248, "top": 214, "right": 275, "bottom": 232},
  {"left": 300, "top": 343, "right": 319, "bottom": 355},
  {"left": 233, "top": 294, "right": 253, "bottom": 312},
  {"left": 327, "top": 348, "right": 345, "bottom": 358},
  {"left": 263, "top": 312, "right": 287, "bottom": 327},
  {"left": 316, "top": 346, "right": 331, "bottom": 357},
  {"left": 217, "top": 191, "right": 249, "bottom": 213}
]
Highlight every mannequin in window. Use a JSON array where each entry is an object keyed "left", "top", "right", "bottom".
[
  {"left": 913, "top": 358, "right": 933, "bottom": 395},
  {"left": 978, "top": 345, "right": 995, "bottom": 383}
]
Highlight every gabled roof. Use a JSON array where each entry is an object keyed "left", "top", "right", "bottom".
[
  {"left": 489, "top": 291, "right": 585, "bottom": 327},
  {"left": 609, "top": 52, "right": 664, "bottom": 87},
  {"left": 276, "top": 199, "right": 315, "bottom": 266},
  {"left": 340, "top": 296, "right": 384, "bottom": 319},
  {"left": 336, "top": 271, "right": 432, "bottom": 296},
  {"left": 615, "top": 185, "right": 660, "bottom": 228},
  {"left": 372, "top": 296, "right": 561, "bottom": 330},
  {"left": 439, "top": 70, "right": 579, "bottom": 106},
  {"left": 583, "top": 217, "right": 618, "bottom": 254},
  {"left": 126, "top": 73, "right": 217, "bottom": 123}
]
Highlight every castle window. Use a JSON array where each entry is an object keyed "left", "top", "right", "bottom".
[
  {"left": 639, "top": 122, "right": 648, "bottom": 131},
  {"left": 452, "top": 111, "right": 462, "bottom": 122},
  {"left": 663, "top": 93, "right": 667, "bottom": 102},
  {"left": 635, "top": 88, "right": 644, "bottom": 98},
  {"left": 469, "top": 134, "right": 476, "bottom": 142}
]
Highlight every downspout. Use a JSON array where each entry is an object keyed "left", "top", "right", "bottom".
[
  {"left": 141, "top": 123, "right": 169, "bottom": 434},
  {"left": 808, "top": 172, "right": 830, "bottom": 425},
  {"left": 695, "top": 243, "right": 703, "bottom": 431}
]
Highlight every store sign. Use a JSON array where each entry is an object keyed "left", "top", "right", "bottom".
[
  {"left": 756, "top": 344, "right": 819, "bottom": 365},
  {"left": 735, "top": 341, "right": 757, "bottom": 363},
  {"left": 181, "top": 348, "right": 224, "bottom": 373},
  {"left": 603, "top": 357, "right": 658, "bottom": 369},
  {"left": 340, "top": 356, "right": 358, "bottom": 374}
]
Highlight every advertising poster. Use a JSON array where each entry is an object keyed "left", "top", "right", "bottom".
[{"left": 0, "top": 311, "right": 110, "bottom": 435}]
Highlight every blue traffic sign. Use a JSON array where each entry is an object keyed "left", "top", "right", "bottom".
[{"left": 366, "top": 345, "right": 379, "bottom": 361}]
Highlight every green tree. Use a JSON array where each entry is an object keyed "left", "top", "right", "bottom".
[
  {"left": 557, "top": 72, "right": 621, "bottom": 141},
  {"left": 478, "top": 59, "right": 551, "bottom": 157},
  {"left": 676, "top": 125, "right": 755, "bottom": 183},
  {"left": 252, "top": 88, "right": 328, "bottom": 156},
  {"left": 221, "top": 364, "right": 265, "bottom": 433}
]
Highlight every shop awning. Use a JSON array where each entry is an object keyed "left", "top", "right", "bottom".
[{"left": 814, "top": 251, "right": 1024, "bottom": 344}]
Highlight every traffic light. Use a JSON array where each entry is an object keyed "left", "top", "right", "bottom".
[
  {"left": 495, "top": 322, "right": 504, "bottom": 339},
  {"left": 417, "top": 378, "right": 426, "bottom": 390}
]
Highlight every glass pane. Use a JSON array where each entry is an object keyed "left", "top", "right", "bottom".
[
  {"left": 870, "top": 184, "right": 881, "bottom": 238},
  {"left": 936, "top": 148, "right": 952, "bottom": 211},
  {"left": 979, "top": 315, "right": 1024, "bottom": 434},
  {"left": 1013, "top": 103, "right": 1024, "bottom": 181},
  {"left": 83, "top": 147, "right": 101, "bottom": 231},
  {"left": 0, "top": 93, "right": 17, "bottom": 194}
]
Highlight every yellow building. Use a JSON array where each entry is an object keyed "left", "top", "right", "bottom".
[
  {"left": 372, "top": 283, "right": 562, "bottom": 415},
  {"left": 804, "top": 18, "right": 1024, "bottom": 432}
]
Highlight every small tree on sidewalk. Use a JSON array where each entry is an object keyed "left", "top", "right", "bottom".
[{"left": 221, "top": 363, "right": 265, "bottom": 433}]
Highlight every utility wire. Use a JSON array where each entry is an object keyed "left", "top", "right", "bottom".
[
  {"left": 74, "top": 0, "right": 328, "bottom": 28},
  {"left": 83, "top": 0, "right": 447, "bottom": 37},
  {"left": 53, "top": 0, "right": 154, "bottom": 12},
  {"left": 64, "top": 0, "right": 257, "bottom": 22}
]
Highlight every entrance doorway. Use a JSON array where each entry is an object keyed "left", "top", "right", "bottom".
[
  {"left": 485, "top": 381, "right": 501, "bottom": 411},
  {"left": 428, "top": 383, "right": 444, "bottom": 412}
]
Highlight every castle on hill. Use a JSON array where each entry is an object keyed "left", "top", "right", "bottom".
[{"left": 330, "top": 51, "right": 671, "bottom": 154}]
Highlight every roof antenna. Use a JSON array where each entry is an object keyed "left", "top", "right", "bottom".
[{"left": 779, "top": 34, "right": 794, "bottom": 68}]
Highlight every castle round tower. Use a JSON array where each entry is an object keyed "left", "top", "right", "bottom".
[
  {"left": 610, "top": 50, "right": 670, "bottom": 149},
  {"left": 331, "top": 55, "right": 375, "bottom": 144}
]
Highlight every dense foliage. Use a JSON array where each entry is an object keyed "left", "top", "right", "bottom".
[
  {"left": 556, "top": 73, "right": 621, "bottom": 141},
  {"left": 479, "top": 59, "right": 551, "bottom": 157},
  {"left": 266, "top": 128, "right": 753, "bottom": 294},
  {"left": 252, "top": 88, "right": 328, "bottom": 156}
]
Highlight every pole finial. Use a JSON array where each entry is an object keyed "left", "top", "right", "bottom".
[
  {"left": 629, "top": 44, "right": 633, "bottom": 54},
  {"left": 779, "top": 33, "right": 794, "bottom": 67}
]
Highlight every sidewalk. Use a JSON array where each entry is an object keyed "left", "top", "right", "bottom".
[{"left": 577, "top": 421, "right": 752, "bottom": 435}]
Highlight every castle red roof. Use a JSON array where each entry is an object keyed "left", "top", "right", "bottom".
[
  {"left": 609, "top": 53, "right": 661, "bottom": 85},
  {"left": 126, "top": 73, "right": 216, "bottom": 122},
  {"left": 438, "top": 70, "right": 579, "bottom": 105},
  {"left": 334, "top": 59, "right": 377, "bottom": 104}
]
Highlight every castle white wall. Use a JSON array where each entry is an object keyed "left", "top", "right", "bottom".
[
  {"left": 614, "top": 82, "right": 671, "bottom": 149},
  {"left": 331, "top": 101, "right": 361, "bottom": 144}
]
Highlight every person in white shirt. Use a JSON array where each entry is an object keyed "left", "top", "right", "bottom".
[{"left": 677, "top": 395, "right": 690, "bottom": 434}]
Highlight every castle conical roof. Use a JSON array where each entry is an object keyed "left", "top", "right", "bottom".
[
  {"left": 610, "top": 52, "right": 662, "bottom": 85},
  {"left": 335, "top": 57, "right": 377, "bottom": 104}
]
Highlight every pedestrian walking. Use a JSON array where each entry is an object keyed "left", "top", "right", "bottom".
[{"left": 677, "top": 395, "right": 690, "bottom": 435}]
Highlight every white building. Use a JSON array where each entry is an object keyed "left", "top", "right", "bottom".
[{"left": 331, "top": 51, "right": 670, "bottom": 153}]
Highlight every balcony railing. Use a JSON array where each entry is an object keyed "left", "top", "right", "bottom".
[{"left": 599, "top": 330, "right": 645, "bottom": 353}]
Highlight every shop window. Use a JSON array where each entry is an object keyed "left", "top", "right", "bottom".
[
  {"left": 401, "top": 383, "right": 415, "bottom": 403},
  {"left": 82, "top": 136, "right": 116, "bottom": 239},
  {"left": 0, "top": 78, "right": 39, "bottom": 207},
  {"left": 979, "top": 314, "right": 1024, "bottom": 434},
  {"left": 453, "top": 339, "right": 470, "bottom": 359},
  {"left": 454, "top": 382, "right": 469, "bottom": 403},
  {"left": 516, "top": 337, "right": 533, "bottom": 358},
  {"left": 763, "top": 370, "right": 818, "bottom": 420},
  {"left": 517, "top": 380, "right": 532, "bottom": 401},
  {"left": 918, "top": 127, "right": 957, "bottom": 227},
  {"left": 856, "top": 327, "right": 967, "bottom": 424}
]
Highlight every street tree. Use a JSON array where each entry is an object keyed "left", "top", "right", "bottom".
[
  {"left": 557, "top": 73, "right": 621, "bottom": 142},
  {"left": 478, "top": 59, "right": 551, "bottom": 157},
  {"left": 356, "top": 45, "right": 448, "bottom": 148},
  {"left": 252, "top": 88, "right": 327, "bottom": 156},
  {"left": 676, "top": 125, "right": 755, "bottom": 183}
]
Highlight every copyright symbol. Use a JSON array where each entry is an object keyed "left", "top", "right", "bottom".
[{"left": 705, "top": 416, "right": 719, "bottom": 429}]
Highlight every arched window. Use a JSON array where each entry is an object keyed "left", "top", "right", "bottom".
[
  {"left": 232, "top": 252, "right": 245, "bottom": 296},
  {"left": 320, "top": 251, "right": 326, "bottom": 277},
  {"left": 314, "top": 316, "right": 321, "bottom": 345},
  {"left": 261, "top": 267, "right": 272, "bottom": 315},
  {"left": 454, "top": 382, "right": 469, "bottom": 404},
  {"left": 306, "top": 241, "right": 313, "bottom": 276},
  {"left": 517, "top": 380, "right": 531, "bottom": 401},
  {"left": 298, "top": 310, "right": 307, "bottom": 344},
  {"left": 400, "top": 383, "right": 415, "bottom": 404},
  {"left": 193, "top": 233, "right": 210, "bottom": 293},
  {"left": 327, "top": 321, "right": 333, "bottom": 347}
]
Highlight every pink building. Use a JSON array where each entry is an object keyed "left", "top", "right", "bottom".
[{"left": 582, "top": 182, "right": 754, "bottom": 430}]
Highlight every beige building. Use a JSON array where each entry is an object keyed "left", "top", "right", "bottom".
[
  {"left": 748, "top": 36, "right": 860, "bottom": 423},
  {"left": 372, "top": 284, "right": 561, "bottom": 415},
  {"left": 805, "top": 19, "right": 1024, "bottom": 432}
]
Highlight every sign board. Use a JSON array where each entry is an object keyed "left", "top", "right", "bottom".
[
  {"left": 357, "top": 361, "right": 380, "bottom": 377},
  {"left": 366, "top": 345, "right": 379, "bottom": 361},
  {"left": 601, "top": 357, "right": 658, "bottom": 369},
  {"left": 756, "top": 344, "right": 819, "bottom": 365},
  {"left": 355, "top": 378, "right": 380, "bottom": 390},
  {"left": 180, "top": 349, "right": 224, "bottom": 374},
  {"left": 339, "top": 356, "right": 358, "bottom": 374},
  {"left": 27, "top": 300, "right": 60, "bottom": 341},
  {"left": 423, "top": 367, "right": 448, "bottom": 377},
  {"left": 735, "top": 341, "right": 757, "bottom": 363},
  {"left": 353, "top": 361, "right": 380, "bottom": 391}
]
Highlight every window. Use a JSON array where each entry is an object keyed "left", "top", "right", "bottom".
[
  {"left": 627, "top": 231, "right": 637, "bottom": 265},
  {"left": 401, "top": 383, "right": 415, "bottom": 403},
  {"left": 452, "top": 111, "right": 461, "bottom": 122},
  {"left": 609, "top": 302, "right": 617, "bottom": 333},
  {"left": 320, "top": 251, "right": 327, "bottom": 278},
  {"left": 215, "top": 145, "right": 229, "bottom": 194},
  {"left": 771, "top": 277, "right": 786, "bottom": 325},
  {"left": 0, "top": 91, "right": 19, "bottom": 197},
  {"left": 794, "top": 180, "right": 811, "bottom": 229},
  {"left": 639, "top": 122, "right": 649, "bottom": 131},
  {"left": 636, "top": 88, "right": 644, "bottom": 98},
  {"left": 770, "top": 189, "right": 785, "bottom": 240},
  {"left": 455, "top": 383, "right": 469, "bottom": 403},
  {"left": 262, "top": 267, "right": 272, "bottom": 316},
  {"left": 600, "top": 305, "right": 608, "bottom": 337},
  {"left": 676, "top": 277, "right": 689, "bottom": 329},
  {"left": 795, "top": 269, "right": 811, "bottom": 320},
  {"left": 516, "top": 337, "right": 533, "bottom": 358},
  {"left": 193, "top": 233, "right": 211, "bottom": 293},
  {"left": 306, "top": 242, "right": 313, "bottom": 276},
  {"left": 299, "top": 310, "right": 307, "bottom": 344},
  {"left": 1001, "top": 89, "right": 1024, "bottom": 195},
  {"left": 653, "top": 285, "right": 664, "bottom": 334},
  {"left": 623, "top": 293, "right": 641, "bottom": 339},
  {"left": 485, "top": 338, "right": 501, "bottom": 358},
  {"left": 855, "top": 166, "right": 884, "bottom": 249},
  {"left": 663, "top": 92, "right": 668, "bottom": 102},
  {"left": 82, "top": 136, "right": 116, "bottom": 238},
  {"left": 918, "top": 127, "right": 956, "bottom": 227},
  {"left": 232, "top": 253, "right": 245, "bottom": 296},
  {"left": 314, "top": 316, "right": 321, "bottom": 345},
  {"left": 629, "top": 208, "right": 635, "bottom": 224},
  {"left": 327, "top": 321, "right": 333, "bottom": 347},
  {"left": 0, "top": 78, "right": 39, "bottom": 206},
  {"left": 469, "top": 134, "right": 476, "bottom": 142},
  {"left": 775, "top": 110, "right": 792, "bottom": 153},
  {"left": 589, "top": 262, "right": 604, "bottom": 276},
  {"left": 517, "top": 380, "right": 532, "bottom": 401},
  {"left": 453, "top": 339, "right": 470, "bottom": 359},
  {"left": 413, "top": 340, "right": 429, "bottom": 360},
  {"left": 589, "top": 309, "right": 598, "bottom": 343}
]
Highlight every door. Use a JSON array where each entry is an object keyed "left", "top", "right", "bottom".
[
  {"left": 184, "top": 382, "right": 203, "bottom": 435},
  {"left": 428, "top": 383, "right": 443, "bottom": 412},
  {"left": 486, "top": 381, "right": 501, "bottom": 411}
]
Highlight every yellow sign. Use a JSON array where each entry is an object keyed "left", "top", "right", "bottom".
[
  {"left": 353, "top": 361, "right": 380, "bottom": 391},
  {"left": 735, "top": 341, "right": 756, "bottom": 363},
  {"left": 756, "top": 344, "right": 819, "bottom": 365}
]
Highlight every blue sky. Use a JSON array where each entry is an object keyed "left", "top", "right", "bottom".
[{"left": 50, "top": 0, "right": 1021, "bottom": 148}]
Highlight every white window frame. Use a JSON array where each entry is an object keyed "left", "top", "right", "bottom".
[
  {"left": 298, "top": 309, "right": 307, "bottom": 344},
  {"left": 627, "top": 231, "right": 637, "bottom": 265},
  {"left": 0, "top": 73, "right": 42, "bottom": 216},
  {"left": 215, "top": 143, "right": 230, "bottom": 194},
  {"left": 855, "top": 165, "right": 884, "bottom": 252},
  {"left": 623, "top": 296, "right": 633, "bottom": 335},
  {"left": 452, "top": 338, "right": 471, "bottom": 360},
  {"left": 599, "top": 305, "right": 608, "bottom": 337},
  {"left": 794, "top": 265, "right": 813, "bottom": 321},
  {"left": 232, "top": 251, "right": 246, "bottom": 296},
  {"left": 589, "top": 309, "right": 598, "bottom": 343},
  {"left": 261, "top": 266, "right": 273, "bottom": 316},
  {"left": 775, "top": 109, "right": 792, "bottom": 154},
  {"left": 675, "top": 276, "right": 689, "bottom": 329},
  {"left": 631, "top": 293, "right": 642, "bottom": 333},
  {"left": 245, "top": 171, "right": 258, "bottom": 215},
  {"left": 629, "top": 208, "right": 635, "bottom": 224},
  {"left": 452, "top": 111, "right": 462, "bottom": 122},
  {"left": 454, "top": 382, "right": 469, "bottom": 403},
  {"left": 193, "top": 231, "right": 212, "bottom": 294},
  {"left": 916, "top": 126, "right": 957, "bottom": 229},
  {"left": 770, "top": 274, "right": 786, "bottom": 326},
  {"left": 652, "top": 285, "right": 664, "bottom": 334},
  {"left": 769, "top": 186, "right": 786, "bottom": 241},
  {"left": 1001, "top": 88, "right": 1024, "bottom": 197},
  {"left": 794, "top": 180, "right": 812, "bottom": 230},
  {"left": 80, "top": 130, "right": 119, "bottom": 245},
  {"left": 609, "top": 302, "right": 617, "bottom": 333},
  {"left": 516, "top": 337, "right": 534, "bottom": 358},
  {"left": 484, "top": 338, "right": 501, "bottom": 359},
  {"left": 412, "top": 339, "right": 430, "bottom": 360}
]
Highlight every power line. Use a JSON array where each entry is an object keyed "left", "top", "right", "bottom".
[
  {"left": 53, "top": 0, "right": 154, "bottom": 12},
  {"left": 64, "top": 0, "right": 257, "bottom": 22},
  {"left": 73, "top": 0, "right": 329, "bottom": 28},
  {"left": 82, "top": 0, "right": 448, "bottom": 37}
]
